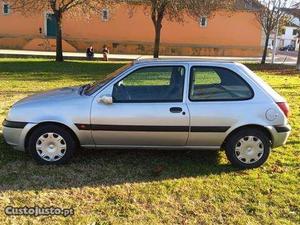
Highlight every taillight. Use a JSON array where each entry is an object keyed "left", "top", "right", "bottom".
[{"left": 277, "top": 102, "right": 290, "bottom": 118}]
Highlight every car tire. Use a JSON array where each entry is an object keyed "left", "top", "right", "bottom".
[
  {"left": 225, "top": 128, "right": 271, "bottom": 169},
  {"left": 28, "top": 124, "right": 77, "bottom": 165}
]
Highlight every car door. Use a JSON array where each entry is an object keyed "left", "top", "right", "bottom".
[
  {"left": 186, "top": 65, "right": 254, "bottom": 147},
  {"left": 90, "top": 65, "right": 190, "bottom": 146}
]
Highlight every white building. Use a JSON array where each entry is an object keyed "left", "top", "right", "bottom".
[
  {"left": 281, "top": 25, "right": 299, "bottom": 48},
  {"left": 269, "top": 18, "right": 299, "bottom": 51}
]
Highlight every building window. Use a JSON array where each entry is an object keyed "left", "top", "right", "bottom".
[
  {"left": 101, "top": 9, "right": 109, "bottom": 22},
  {"left": 293, "top": 29, "right": 298, "bottom": 36},
  {"left": 199, "top": 17, "right": 208, "bottom": 28},
  {"left": 282, "top": 29, "right": 286, "bottom": 35},
  {"left": 3, "top": 3, "right": 10, "bottom": 15},
  {"left": 244, "top": 0, "right": 253, "bottom": 9}
]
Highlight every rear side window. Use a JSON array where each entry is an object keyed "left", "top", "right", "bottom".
[{"left": 189, "top": 67, "right": 253, "bottom": 101}]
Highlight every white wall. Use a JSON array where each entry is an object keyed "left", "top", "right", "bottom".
[
  {"left": 282, "top": 26, "right": 298, "bottom": 47},
  {"left": 269, "top": 25, "right": 299, "bottom": 50}
]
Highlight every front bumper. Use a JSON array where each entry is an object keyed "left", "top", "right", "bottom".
[
  {"left": 2, "top": 120, "right": 36, "bottom": 151},
  {"left": 268, "top": 124, "right": 291, "bottom": 148}
]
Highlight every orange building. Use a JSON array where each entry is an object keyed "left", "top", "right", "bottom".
[{"left": 0, "top": 1, "right": 264, "bottom": 56}]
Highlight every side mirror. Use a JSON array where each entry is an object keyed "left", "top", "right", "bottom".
[{"left": 98, "top": 95, "right": 113, "bottom": 105}]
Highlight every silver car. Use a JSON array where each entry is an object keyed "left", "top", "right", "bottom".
[{"left": 3, "top": 59, "right": 291, "bottom": 168}]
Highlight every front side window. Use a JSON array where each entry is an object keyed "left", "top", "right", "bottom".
[
  {"left": 189, "top": 67, "right": 253, "bottom": 101},
  {"left": 113, "top": 66, "right": 185, "bottom": 103}
]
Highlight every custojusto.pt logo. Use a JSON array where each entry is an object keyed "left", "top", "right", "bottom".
[{"left": 5, "top": 206, "right": 74, "bottom": 217}]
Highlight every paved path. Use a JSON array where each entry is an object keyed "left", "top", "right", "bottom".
[{"left": 0, "top": 49, "right": 297, "bottom": 65}]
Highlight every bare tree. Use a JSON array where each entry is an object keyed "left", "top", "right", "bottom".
[
  {"left": 8, "top": 0, "right": 107, "bottom": 62},
  {"left": 255, "top": 0, "right": 290, "bottom": 64},
  {"left": 124, "top": 0, "right": 236, "bottom": 58}
]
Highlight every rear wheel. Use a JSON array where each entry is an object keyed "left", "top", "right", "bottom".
[
  {"left": 225, "top": 128, "right": 271, "bottom": 169},
  {"left": 28, "top": 124, "right": 77, "bottom": 165}
]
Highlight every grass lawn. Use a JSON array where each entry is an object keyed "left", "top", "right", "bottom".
[{"left": 0, "top": 58, "right": 299, "bottom": 225}]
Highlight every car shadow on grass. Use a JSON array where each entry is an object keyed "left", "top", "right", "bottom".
[{"left": 0, "top": 132, "right": 240, "bottom": 191}]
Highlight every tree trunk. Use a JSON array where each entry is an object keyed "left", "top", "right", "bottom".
[
  {"left": 297, "top": 43, "right": 300, "bottom": 71},
  {"left": 55, "top": 11, "right": 63, "bottom": 62},
  {"left": 153, "top": 22, "right": 162, "bottom": 58},
  {"left": 151, "top": 6, "right": 165, "bottom": 59},
  {"left": 261, "top": 34, "right": 270, "bottom": 64}
]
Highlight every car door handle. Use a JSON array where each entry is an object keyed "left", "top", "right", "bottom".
[{"left": 170, "top": 107, "right": 183, "bottom": 113}]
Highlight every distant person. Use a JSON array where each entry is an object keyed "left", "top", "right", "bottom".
[
  {"left": 86, "top": 46, "right": 94, "bottom": 60},
  {"left": 102, "top": 45, "right": 109, "bottom": 61}
]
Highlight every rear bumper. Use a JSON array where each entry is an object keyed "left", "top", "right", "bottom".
[
  {"left": 268, "top": 124, "right": 291, "bottom": 148},
  {"left": 2, "top": 120, "right": 36, "bottom": 151},
  {"left": 274, "top": 125, "right": 291, "bottom": 133}
]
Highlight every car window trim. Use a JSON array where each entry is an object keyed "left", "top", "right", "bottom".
[
  {"left": 188, "top": 66, "right": 254, "bottom": 102},
  {"left": 112, "top": 65, "right": 186, "bottom": 103}
]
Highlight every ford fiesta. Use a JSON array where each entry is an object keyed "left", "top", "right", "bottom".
[{"left": 3, "top": 59, "right": 291, "bottom": 168}]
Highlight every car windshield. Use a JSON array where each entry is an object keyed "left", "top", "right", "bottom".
[{"left": 83, "top": 63, "right": 133, "bottom": 95}]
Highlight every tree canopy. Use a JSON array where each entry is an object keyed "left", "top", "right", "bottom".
[
  {"left": 8, "top": 0, "right": 110, "bottom": 61},
  {"left": 123, "top": 0, "right": 237, "bottom": 57}
]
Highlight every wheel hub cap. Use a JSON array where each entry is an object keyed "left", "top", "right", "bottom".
[
  {"left": 234, "top": 136, "right": 264, "bottom": 164},
  {"left": 36, "top": 133, "right": 67, "bottom": 162}
]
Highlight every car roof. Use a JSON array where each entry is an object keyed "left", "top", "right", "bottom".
[{"left": 133, "top": 58, "right": 237, "bottom": 65}]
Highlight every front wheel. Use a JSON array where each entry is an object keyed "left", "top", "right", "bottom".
[
  {"left": 28, "top": 124, "right": 77, "bottom": 165},
  {"left": 225, "top": 128, "right": 271, "bottom": 169}
]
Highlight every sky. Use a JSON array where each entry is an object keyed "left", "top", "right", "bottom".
[{"left": 288, "top": 0, "right": 298, "bottom": 7}]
